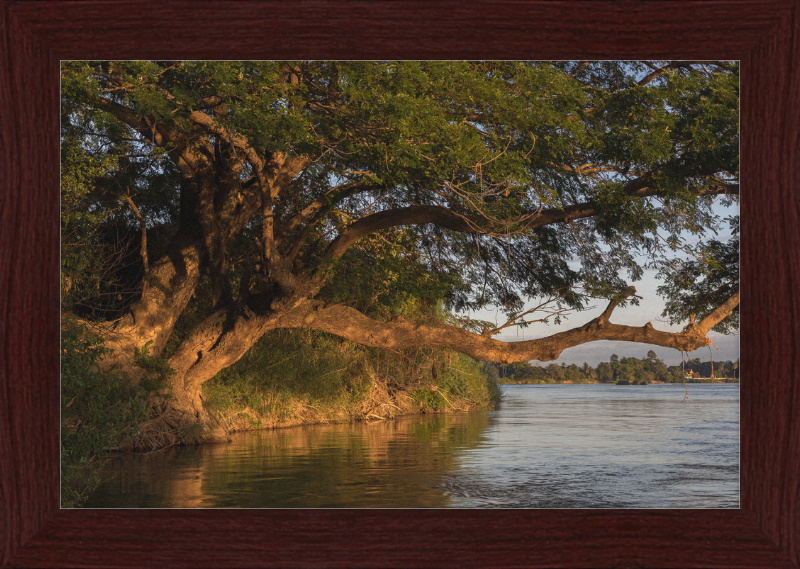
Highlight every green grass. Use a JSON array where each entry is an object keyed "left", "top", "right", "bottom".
[{"left": 202, "top": 329, "right": 500, "bottom": 432}]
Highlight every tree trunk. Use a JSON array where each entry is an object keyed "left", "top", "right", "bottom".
[
  {"left": 67, "top": 230, "right": 204, "bottom": 383},
  {"left": 164, "top": 307, "right": 287, "bottom": 441}
]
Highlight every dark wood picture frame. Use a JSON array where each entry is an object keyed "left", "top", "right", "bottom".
[{"left": 2, "top": 1, "right": 798, "bottom": 567}]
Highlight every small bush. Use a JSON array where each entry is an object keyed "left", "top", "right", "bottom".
[
  {"left": 410, "top": 387, "right": 444, "bottom": 411},
  {"left": 203, "top": 329, "right": 500, "bottom": 431},
  {"left": 61, "top": 322, "right": 174, "bottom": 507}
]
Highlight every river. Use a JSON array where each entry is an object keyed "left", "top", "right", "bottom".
[{"left": 83, "top": 383, "right": 739, "bottom": 508}]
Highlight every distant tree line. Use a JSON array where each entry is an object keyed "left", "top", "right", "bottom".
[{"left": 489, "top": 350, "right": 740, "bottom": 385}]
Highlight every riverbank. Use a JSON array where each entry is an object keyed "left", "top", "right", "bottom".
[
  {"left": 201, "top": 328, "right": 501, "bottom": 434},
  {"left": 500, "top": 378, "right": 739, "bottom": 385},
  {"left": 490, "top": 356, "right": 740, "bottom": 385},
  {"left": 61, "top": 320, "right": 501, "bottom": 507},
  {"left": 84, "top": 383, "right": 740, "bottom": 509}
]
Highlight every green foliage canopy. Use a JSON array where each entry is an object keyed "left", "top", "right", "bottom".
[{"left": 60, "top": 60, "right": 739, "bottom": 353}]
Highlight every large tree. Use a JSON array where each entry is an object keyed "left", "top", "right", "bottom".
[{"left": 61, "top": 61, "right": 739, "bottom": 439}]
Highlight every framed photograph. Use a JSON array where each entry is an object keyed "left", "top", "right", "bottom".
[{"left": 2, "top": 1, "right": 798, "bottom": 567}]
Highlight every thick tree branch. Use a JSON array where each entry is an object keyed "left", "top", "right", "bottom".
[
  {"left": 95, "top": 97, "right": 208, "bottom": 177},
  {"left": 195, "top": 175, "right": 233, "bottom": 309},
  {"left": 294, "top": 289, "right": 740, "bottom": 364},
  {"left": 637, "top": 62, "right": 687, "bottom": 87},
  {"left": 276, "top": 181, "right": 379, "bottom": 248},
  {"left": 636, "top": 61, "right": 729, "bottom": 87},
  {"left": 322, "top": 206, "right": 478, "bottom": 262},
  {"left": 121, "top": 194, "right": 148, "bottom": 274},
  {"left": 187, "top": 110, "right": 264, "bottom": 169},
  {"left": 694, "top": 290, "right": 740, "bottom": 335},
  {"left": 321, "top": 178, "right": 738, "bottom": 263}
]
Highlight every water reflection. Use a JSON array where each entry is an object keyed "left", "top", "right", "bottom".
[
  {"left": 85, "top": 384, "right": 739, "bottom": 509},
  {"left": 87, "top": 412, "right": 491, "bottom": 508},
  {"left": 437, "top": 384, "right": 738, "bottom": 508}
]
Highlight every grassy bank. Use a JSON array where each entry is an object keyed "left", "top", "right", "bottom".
[{"left": 202, "top": 328, "right": 501, "bottom": 433}]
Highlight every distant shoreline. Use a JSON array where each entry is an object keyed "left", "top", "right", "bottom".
[{"left": 501, "top": 378, "right": 740, "bottom": 385}]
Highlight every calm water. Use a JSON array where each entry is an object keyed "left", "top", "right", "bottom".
[{"left": 84, "top": 383, "right": 739, "bottom": 508}]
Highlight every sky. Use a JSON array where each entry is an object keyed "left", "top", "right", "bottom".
[{"left": 461, "top": 202, "right": 740, "bottom": 367}]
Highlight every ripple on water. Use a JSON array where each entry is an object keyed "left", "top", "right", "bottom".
[{"left": 84, "top": 384, "right": 739, "bottom": 508}]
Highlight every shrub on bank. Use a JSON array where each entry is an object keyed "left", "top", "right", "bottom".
[
  {"left": 61, "top": 323, "right": 136, "bottom": 507},
  {"left": 60, "top": 323, "right": 173, "bottom": 507},
  {"left": 202, "top": 329, "right": 501, "bottom": 432}
]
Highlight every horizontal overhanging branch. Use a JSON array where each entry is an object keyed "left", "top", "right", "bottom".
[
  {"left": 285, "top": 290, "right": 739, "bottom": 364},
  {"left": 322, "top": 180, "right": 739, "bottom": 262}
]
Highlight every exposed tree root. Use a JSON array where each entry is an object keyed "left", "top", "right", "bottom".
[{"left": 112, "top": 397, "right": 221, "bottom": 452}]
